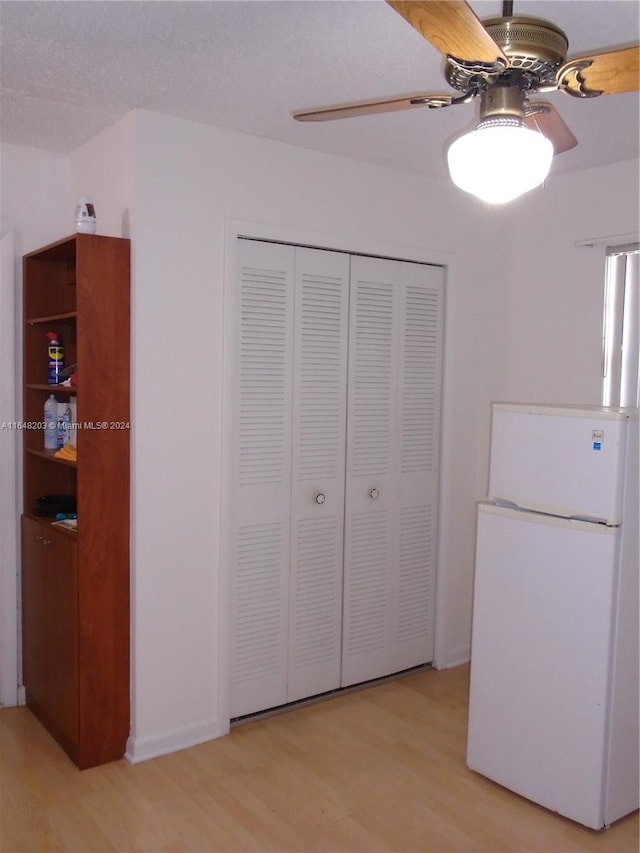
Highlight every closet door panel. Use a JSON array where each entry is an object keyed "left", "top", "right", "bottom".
[
  {"left": 288, "top": 248, "right": 350, "bottom": 702},
  {"left": 342, "top": 256, "right": 399, "bottom": 687},
  {"left": 230, "top": 239, "right": 295, "bottom": 717},
  {"left": 391, "top": 262, "right": 445, "bottom": 672},
  {"left": 229, "top": 240, "right": 445, "bottom": 716}
]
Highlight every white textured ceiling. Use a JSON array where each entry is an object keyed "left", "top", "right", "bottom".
[{"left": 1, "top": 0, "right": 638, "bottom": 181}]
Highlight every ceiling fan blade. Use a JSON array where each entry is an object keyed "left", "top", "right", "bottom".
[
  {"left": 293, "top": 93, "right": 452, "bottom": 122},
  {"left": 525, "top": 102, "right": 578, "bottom": 155},
  {"left": 386, "top": 1, "right": 506, "bottom": 65},
  {"left": 558, "top": 45, "right": 639, "bottom": 96}
]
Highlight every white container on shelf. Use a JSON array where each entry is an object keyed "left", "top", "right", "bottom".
[
  {"left": 75, "top": 196, "right": 97, "bottom": 234},
  {"left": 43, "top": 394, "right": 58, "bottom": 450}
]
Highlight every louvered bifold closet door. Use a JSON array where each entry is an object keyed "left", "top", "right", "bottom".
[
  {"left": 342, "top": 256, "right": 445, "bottom": 687},
  {"left": 230, "top": 239, "right": 295, "bottom": 718},
  {"left": 390, "top": 261, "right": 444, "bottom": 672},
  {"left": 342, "top": 255, "right": 400, "bottom": 687},
  {"left": 288, "top": 248, "right": 350, "bottom": 703}
]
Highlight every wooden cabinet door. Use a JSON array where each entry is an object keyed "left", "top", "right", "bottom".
[
  {"left": 21, "top": 517, "right": 48, "bottom": 714},
  {"left": 21, "top": 516, "right": 78, "bottom": 756},
  {"left": 45, "top": 533, "right": 78, "bottom": 753}
]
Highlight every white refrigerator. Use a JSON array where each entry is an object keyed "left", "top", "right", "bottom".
[{"left": 467, "top": 403, "right": 639, "bottom": 830}]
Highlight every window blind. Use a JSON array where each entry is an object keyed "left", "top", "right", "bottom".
[{"left": 602, "top": 244, "right": 639, "bottom": 407}]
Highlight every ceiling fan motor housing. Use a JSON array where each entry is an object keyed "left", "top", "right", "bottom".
[
  {"left": 477, "top": 84, "right": 527, "bottom": 127},
  {"left": 445, "top": 15, "right": 569, "bottom": 93}
]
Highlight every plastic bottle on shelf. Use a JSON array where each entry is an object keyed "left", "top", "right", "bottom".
[
  {"left": 57, "top": 401, "right": 72, "bottom": 449},
  {"left": 47, "top": 332, "right": 64, "bottom": 384},
  {"left": 44, "top": 394, "right": 58, "bottom": 450}
]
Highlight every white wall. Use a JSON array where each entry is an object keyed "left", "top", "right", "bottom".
[
  {"left": 1, "top": 143, "right": 71, "bottom": 253},
  {"left": 499, "top": 159, "right": 640, "bottom": 404},
  {"left": 69, "top": 113, "right": 137, "bottom": 240},
  {"left": 71, "top": 112, "right": 640, "bottom": 760},
  {"left": 83, "top": 109, "right": 504, "bottom": 760},
  {"left": 8, "top": 113, "right": 640, "bottom": 763},
  {"left": 0, "top": 229, "right": 17, "bottom": 708},
  {"left": 0, "top": 143, "right": 70, "bottom": 706}
]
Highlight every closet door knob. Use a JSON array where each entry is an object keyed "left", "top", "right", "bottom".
[
  {"left": 315, "top": 493, "right": 326, "bottom": 505},
  {"left": 369, "top": 488, "right": 379, "bottom": 500}
]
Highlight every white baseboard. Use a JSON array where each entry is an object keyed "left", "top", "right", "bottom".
[
  {"left": 125, "top": 718, "right": 223, "bottom": 764},
  {"left": 438, "top": 645, "right": 471, "bottom": 669}
]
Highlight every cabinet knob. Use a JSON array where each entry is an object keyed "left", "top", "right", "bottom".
[
  {"left": 369, "top": 488, "right": 379, "bottom": 501},
  {"left": 315, "top": 493, "right": 326, "bottom": 505}
]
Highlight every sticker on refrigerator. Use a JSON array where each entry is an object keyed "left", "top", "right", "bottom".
[{"left": 592, "top": 429, "right": 603, "bottom": 451}]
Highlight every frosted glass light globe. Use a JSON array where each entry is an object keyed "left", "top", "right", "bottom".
[{"left": 447, "top": 124, "right": 554, "bottom": 205}]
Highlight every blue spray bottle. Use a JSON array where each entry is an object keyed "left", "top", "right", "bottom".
[{"left": 47, "top": 332, "right": 64, "bottom": 384}]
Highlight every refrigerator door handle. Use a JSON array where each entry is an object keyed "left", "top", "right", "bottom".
[
  {"left": 567, "top": 514, "right": 617, "bottom": 526},
  {"left": 493, "top": 498, "right": 520, "bottom": 510}
]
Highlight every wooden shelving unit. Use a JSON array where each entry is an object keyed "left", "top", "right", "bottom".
[{"left": 21, "top": 233, "right": 130, "bottom": 769}]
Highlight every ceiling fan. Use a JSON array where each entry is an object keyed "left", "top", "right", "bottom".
[{"left": 293, "top": 1, "right": 640, "bottom": 203}]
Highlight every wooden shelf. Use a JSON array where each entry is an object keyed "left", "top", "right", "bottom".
[
  {"left": 26, "top": 447, "right": 77, "bottom": 468},
  {"left": 22, "top": 233, "right": 130, "bottom": 770},
  {"left": 26, "top": 383, "right": 77, "bottom": 395},
  {"left": 23, "top": 512, "right": 78, "bottom": 540},
  {"left": 27, "top": 311, "right": 77, "bottom": 326}
]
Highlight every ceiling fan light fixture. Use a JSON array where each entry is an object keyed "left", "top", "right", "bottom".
[{"left": 447, "top": 119, "right": 554, "bottom": 204}]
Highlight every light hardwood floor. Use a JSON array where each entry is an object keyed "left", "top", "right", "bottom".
[{"left": 1, "top": 664, "right": 638, "bottom": 852}]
